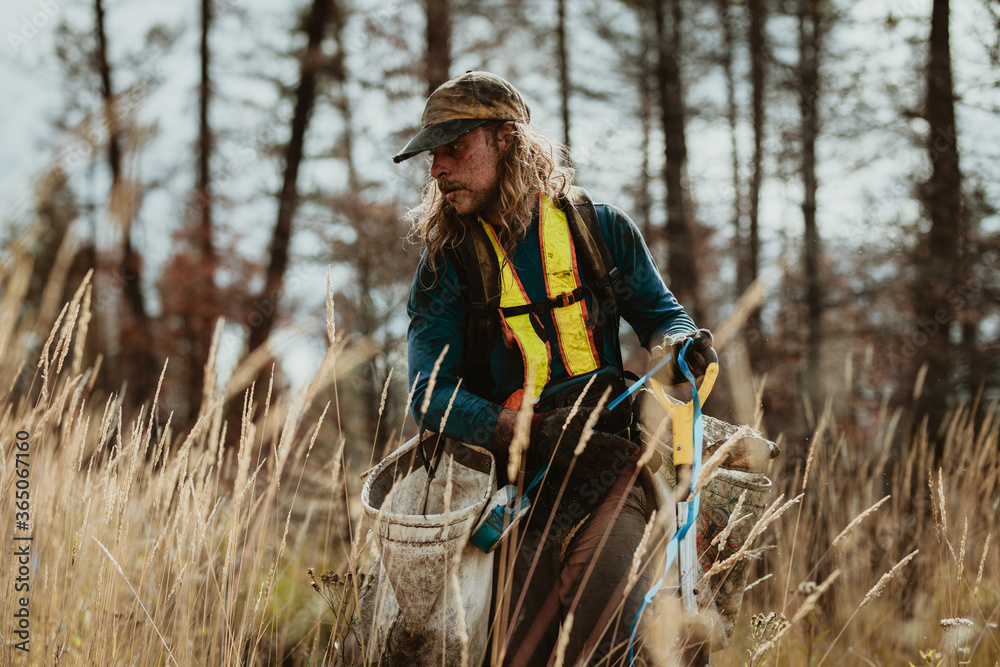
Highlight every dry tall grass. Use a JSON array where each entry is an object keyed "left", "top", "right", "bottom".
[
  {"left": 2, "top": 253, "right": 998, "bottom": 665},
  {"left": 0, "top": 263, "right": 369, "bottom": 665},
  {"left": 714, "top": 397, "right": 1000, "bottom": 666}
]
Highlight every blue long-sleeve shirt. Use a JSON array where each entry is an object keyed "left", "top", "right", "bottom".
[{"left": 406, "top": 201, "right": 697, "bottom": 450}]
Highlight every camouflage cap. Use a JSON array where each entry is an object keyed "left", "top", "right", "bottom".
[{"left": 393, "top": 71, "right": 530, "bottom": 163}]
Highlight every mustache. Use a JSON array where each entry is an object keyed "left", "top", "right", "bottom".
[{"left": 437, "top": 180, "right": 464, "bottom": 193}]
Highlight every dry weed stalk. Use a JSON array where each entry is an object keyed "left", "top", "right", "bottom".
[
  {"left": 811, "top": 550, "right": 921, "bottom": 667},
  {"left": 750, "top": 570, "right": 840, "bottom": 662},
  {"left": 862, "top": 549, "right": 920, "bottom": 608},
  {"left": 627, "top": 510, "right": 658, "bottom": 595},
  {"left": 507, "top": 368, "right": 539, "bottom": 482},
  {"left": 832, "top": 495, "right": 891, "bottom": 548},
  {"left": 552, "top": 612, "right": 575, "bottom": 667},
  {"left": 973, "top": 533, "right": 990, "bottom": 601},
  {"left": 694, "top": 426, "right": 750, "bottom": 497},
  {"left": 575, "top": 383, "right": 610, "bottom": 448},
  {"left": 711, "top": 490, "right": 747, "bottom": 553}
]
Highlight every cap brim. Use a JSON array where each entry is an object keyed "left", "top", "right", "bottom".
[{"left": 392, "top": 118, "right": 489, "bottom": 163}]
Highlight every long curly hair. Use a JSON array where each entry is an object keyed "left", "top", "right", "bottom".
[{"left": 407, "top": 121, "right": 576, "bottom": 273}]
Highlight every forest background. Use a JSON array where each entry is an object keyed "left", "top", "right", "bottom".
[
  {"left": 2, "top": 0, "right": 998, "bottom": 449},
  {"left": 1, "top": 0, "right": 998, "bottom": 663}
]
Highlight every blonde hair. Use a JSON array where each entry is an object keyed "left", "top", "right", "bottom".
[{"left": 407, "top": 121, "right": 576, "bottom": 273}]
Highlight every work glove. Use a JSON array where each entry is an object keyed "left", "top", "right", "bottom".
[
  {"left": 649, "top": 328, "right": 719, "bottom": 391},
  {"left": 529, "top": 406, "right": 640, "bottom": 478}
]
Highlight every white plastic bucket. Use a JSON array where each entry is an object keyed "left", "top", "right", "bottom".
[{"left": 358, "top": 434, "right": 496, "bottom": 665}]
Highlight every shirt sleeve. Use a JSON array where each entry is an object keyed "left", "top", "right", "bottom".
[
  {"left": 406, "top": 249, "right": 504, "bottom": 448},
  {"left": 597, "top": 204, "right": 698, "bottom": 348}
]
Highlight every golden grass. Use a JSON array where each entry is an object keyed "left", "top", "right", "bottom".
[
  {"left": 2, "top": 248, "right": 998, "bottom": 666},
  {"left": 715, "top": 396, "right": 1000, "bottom": 665},
  {"left": 0, "top": 263, "right": 367, "bottom": 665}
]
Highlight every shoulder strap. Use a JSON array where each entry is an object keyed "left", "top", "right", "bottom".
[
  {"left": 448, "top": 224, "right": 501, "bottom": 398},
  {"left": 562, "top": 186, "right": 621, "bottom": 315}
]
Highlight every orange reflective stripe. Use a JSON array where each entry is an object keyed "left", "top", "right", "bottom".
[
  {"left": 482, "top": 221, "right": 551, "bottom": 405},
  {"left": 539, "top": 195, "right": 600, "bottom": 377}
]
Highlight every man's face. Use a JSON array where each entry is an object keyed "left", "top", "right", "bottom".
[{"left": 429, "top": 126, "right": 504, "bottom": 219}]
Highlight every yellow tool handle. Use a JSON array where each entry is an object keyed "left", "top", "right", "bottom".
[{"left": 648, "top": 361, "right": 719, "bottom": 467}]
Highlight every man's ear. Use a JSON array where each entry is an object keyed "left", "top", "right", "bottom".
[{"left": 496, "top": 121, "right": 516, "bottom": 153}]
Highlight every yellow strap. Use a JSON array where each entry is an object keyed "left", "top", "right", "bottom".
[
  {"left": 482, "top": 223, "right": 551, "bottom": 406},
  {"left": 539, "top": 197, "right": 601, "bottom": 377}
]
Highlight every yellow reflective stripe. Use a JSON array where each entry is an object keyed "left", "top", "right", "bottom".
[
  {"left": 481, "top": 221, "right": 550, "bottom": 403},
  {"left": 539, "top": 196, "right": 600, "bottom": 377}
]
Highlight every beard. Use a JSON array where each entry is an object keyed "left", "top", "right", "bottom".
[{"left": 438, "top": 179, "right": 502, "bottom": 222}]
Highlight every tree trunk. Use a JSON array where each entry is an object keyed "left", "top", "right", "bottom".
[
  {"left": 747, "top": 0, "right": 766, "bottom": 338},
  {"left": 197, "top": 0, "right": 214, "bottom": 265},
  {"left": 557, "top": 0, "right": 572, "bottom": 151},
  {"left": 634, "top": 4, "right": 655, "bottom": 239},
  {"left": 654, "top": 0, "right": 699, "bottom": 317},
  {"left": 94, "top": 0, "right": 157, "bottom": 403},
  {"left": 246, "top": 0, "right": 334, "bottom": 361},
  {"left": 189, "top": 0, "right": 218, "bottom": 406},
  {"left": 915, "top": 0, "right": 964, "bottom": 445},
  {"left": 425, "top": 0, "right": 451, "bottom": 94},
  {"left": 331, "top": 4, "right": 381, "bottom": 439},
  {"left": 799, "top": 0, "right": 823, "bottom": 406},
  {"left": 717, "top": 0, "right": 745, "bottom": 295}
]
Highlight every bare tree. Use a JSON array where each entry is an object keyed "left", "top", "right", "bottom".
[
  {"left": 189, "top": 0, "right": 219, "bottom": 410},
  {"left": 425, "top": 0, "right": 451, "bottom": 94},
  {"left": 799, "top": 0, "right": 823, "bottom": 405},
  {"left": 245, "top": 0, "right": 335, "bottom": 371},
  {"left": 913, "top": 0, "right": 965, "bottom": 444},
  {"left": 633, "top": 4, "right": 656, "bottom": 238},
  {"left": 654, "top": 0, "right": 700, "bottom": 318},
  {"left": 747, "top": 0, "right": 766, "bottom": 338},
  {"left": 556, "top": 0, "right": 572, "bottom": 151},
  {"left": 93, "top": 0, "right": 158, "bottom": 403},
  {"left": 716, "top": 0, "right": 746, "bottom": 296}
]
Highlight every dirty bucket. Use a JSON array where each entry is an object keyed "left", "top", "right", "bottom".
[
  {"left": 357, "top": 433, "right": 496, "bottom": 665},
  {"left": 695, "top": 467, "right": 772, "bottom": 645}
]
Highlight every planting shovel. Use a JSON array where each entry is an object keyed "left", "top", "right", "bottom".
[
  {"left": 628, "top": 338, "right": 720, "bottom": 665},
  {"left": 647, "top": 357, "right": 718, "bottom": 611}
]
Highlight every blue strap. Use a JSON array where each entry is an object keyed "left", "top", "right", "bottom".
[
  {"left": 628, "top": 339, "right": 703, "bottom": 664},
  {"left": 525, "top": 464, "right": 548, "bottom": 494},
  {"left": 470, "top": 464, "right": 550, "bottom": 553},
  {"left": 607, "top": 352, "right": 673, "bottom": 411}
]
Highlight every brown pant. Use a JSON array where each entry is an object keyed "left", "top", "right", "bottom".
[{"left": 500, "top": 463, "right": 653, "bottom": 667}]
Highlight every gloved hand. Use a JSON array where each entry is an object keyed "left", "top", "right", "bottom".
[
  {"left": 649, "top": 328, "right": 719, "bottom": 389},
  {"left": 529, "top": 406, "right": 640, "bottom": 477}
]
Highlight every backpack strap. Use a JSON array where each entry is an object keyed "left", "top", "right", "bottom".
[
  {"left": 561, "top": 186, "right": 627, "bottom": 372},
  {"left": 447, "top": 224, "right": 501, "bottom": 398},
  {"left": 561, "top": 186, "right": 621, "bottom": 318}
]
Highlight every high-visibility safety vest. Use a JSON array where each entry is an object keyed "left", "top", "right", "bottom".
[
  {"left": 445, "top": 187, "right": 624, "bottom": 408},
  {"left": 482, "top": 194, "right": 602, "bottom": 408}
]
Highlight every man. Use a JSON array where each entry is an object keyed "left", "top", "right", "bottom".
[{"left": 397, "top": 71, "right": 716, "bottom": 666}]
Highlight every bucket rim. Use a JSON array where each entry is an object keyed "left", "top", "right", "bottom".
[{"left": 360, "top": 434, "right": 496, "bottom": 525}]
